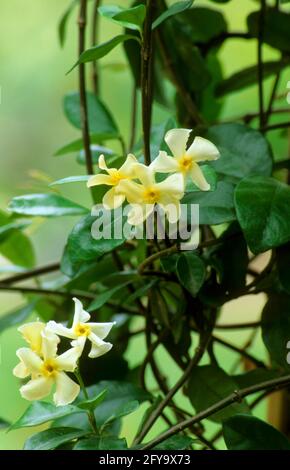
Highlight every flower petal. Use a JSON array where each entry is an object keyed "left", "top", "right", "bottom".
[
  {"left": 119, "top": 153, "right": 137, "bottom": 175},
  {"left": 127, "top": 204, "right": 154, "bottom": 226},
  {"left": 190, "top": 163, "right": 210, "bottom": 191},
  {"left": 20, "top": 376, "right": 52, "bottom": 401},
  {"left": 18, "top": 321, "right": 45, "bottom": 354},
  {"left": 16, "top": 348, "right": 42, "bottom": 375},
  {"left": 41, "top": 330, "right": 60, "bottom": 361},
  {"left": 132, "top": 163, "right": 155, "bottom": 187},
  {"left": 13, "top": 361, "right": 30, "bottom": 379},
  {"left": 117, "top": 180, "right": 144, "bottom": 204},
  {"left": 73, "top": 298, "right": 91, "bottom": 326},
  {"left": 186, "top": 136, "right": 220, "bottom": 162},
  {"left": 87, "top": 174, "right": 114, "bottom": 188},
  {"left": 103, "top": 187, "right": 125, "bottom": 209},
  {"left": 151, "top": 151, "right": 179, "bottom": 173},
  {"left": 46, "top": 321, "right": 75, "bottom": 340},
  {"left": 158, "top": 200, "right": 181, "bottom": 224},
  {"left": 88, "top": 333, "right": 113, "bottom": 358},
  {"left": 55, "top": 347, "right": 81, "bottom": 372},
  {"left": 88, "top": 321, "right": 115, "bottom": 340},
  {"left": 98, "top": 154, "right": 109, "bottom": 171},
  {"left": 157, "top": 173, "right": 185, "bottom": 199},
  {"left": 165, "top": 129, "right": 191, "bottom": 158},
  {"left": 54, "top": 372, "right": 80, "bottom": 406}
]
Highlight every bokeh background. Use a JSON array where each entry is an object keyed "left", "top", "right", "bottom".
[{"left": 0, "top": 0, "right": 288, "bottom": 449}]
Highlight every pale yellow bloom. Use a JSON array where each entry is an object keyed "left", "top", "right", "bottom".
[
  {"left": 152, "top": 128, "right": 220, "bottom": 191},
  {"left": 117, "top": 163, "right": 185, "bottom": 225},
  {"left": 46, "top": 298, "right": 114, "bottom": 359},
  {"left": 87, "top": 154, "right": 137, "bottom": 209},
  {"left": 14, "top": 330, "right": 80, "bottom": 406}
]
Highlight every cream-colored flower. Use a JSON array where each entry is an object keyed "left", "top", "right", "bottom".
[
  {"left": 117, "top": 162, "right": 185, "bottom": 225},
  {"left": 46, "top": 298, "right": 114, "bottom": 359},
  {"left": 87, "top": 153, "right": 137, "bottom": 209},
  {"left": 152, "top": 128, "right": 220, "bottom": 191},
  {"left": 14, "top": 330, "right": 80, "bottom": 406}
]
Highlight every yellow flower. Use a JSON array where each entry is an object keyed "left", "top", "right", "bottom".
[
  {"left": 46, "top": 298, "right": 115, "bottom": 359},
  {"left": 117, "top": 163, "right": 185, "bottom": 225},
  {"left": 87, "top": 153, "right": 137, "bottom": 209},
  {"left": 152, "top": 128, "right": 220, "bottom": 191},
  {"left": 14, "top": 330, "right": 80, "bottom": 406}
]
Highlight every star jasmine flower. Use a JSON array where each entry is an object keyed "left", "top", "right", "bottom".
[
  {"left": 152, "top": 128, "right": 220, "bottom": 191},
  {"left": 46, "top": 298, "right": 115, "bottom": 359},
  {"left": 87, "top": 153, "right": 137, "bottom": 209},
  {"left": 117, "top": 162, "right": 185, "bottom": 225},
  {"left": 14, "top": 330, "right": 80, "bottom": 406}
]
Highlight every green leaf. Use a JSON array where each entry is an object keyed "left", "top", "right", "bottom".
[
  {"left": 8, "top": 194, "right": 88, "bottom": 217},
  {"left": 234, "top": 368, "right": 283, "bottom": 389},
  {"left": 0, "top": 418, "right": 10, "bottom": 429},
  {"left": 0, "top": 221, "right": 31, "bottom": 244},
  {"left": 74, "top": 436, "right": 127, "bottom": 450},
  {"left": 234, "top": 176, "right": 290, "bottom": 254},
  {"left": 248, "top": 8, "right": 290, "bottom": 54},
  {"left": 206, "top": 123, "right": 273, "bottom": 182},
  {"left": 261, "top": 294, "right": 290, "bottom": 370},
  {"left": 77, "top": 390, "right": 107, "bottom": 411},
  {"left": 0, "top": 230, "right": 35, "bottom": 268},
  {"left": 152, "top": 0, "right": 193, "bottom": 30},
  {"left": 99, "top": 5, "right": 146, "bottom": 31},
  {"left": 153, "top": 435, "right": 194, "bottom": 450},
  {"left": 67, "top": 34, "right": 140, "bottom": 73},
  {"left": 183, "top": 181, "right": 236, "bottom": 225},
  {"left": 88, "top": 281, "right": 132, "bottom": 311},
  {"left": 0, "top": 300, "right": 38, "bottom": 334},
  {"left": 50, "top": 175, "right": 90, "bottom": 186},
  {"left": 277, "top": 243, "right": 290, "bottom": 294},
  {"left": 62, "top": 213, "right": 125, "bottom": 277},
  {"left": 24, "top": 427, "right": 87, "bottom": 450},
  {"left": 63, "top": 92, "right": 119, "bottom": 138},
  {"left": 188, "top": 365, "right": 250, "bottom": 423},
  {"left": 186, "top": 165, "right": 217, "bottom": 192},
  {"left": 55, "top": 138, "right": 114, "bottom": 156},
  {"left": 11, "top": 402, "right": 80, "bottom": 430},
  {"left": 176, "top": 253, "right": 206, "bottom": 296},
  {"left": 216, "top": 60, "right": 290, "bottom": 97},
  {"left": 223, "top": 414, "right": 290, "bottom": 450},
  {"left": 58, "top": 0, "right": 78, "bottom": 47},
  {"left": 104, "top": 400, "right": 140, "bottom": 424},
  {"left": 173, "top": 6, "right": 227, "bottom": 43}
]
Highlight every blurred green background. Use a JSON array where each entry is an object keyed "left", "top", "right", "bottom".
[{"left": 0, "top": 0, "right": 288, "bottom": 449}]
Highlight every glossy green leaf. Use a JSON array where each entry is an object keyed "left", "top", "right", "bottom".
[
  {"left": 0, "top": 221, "right": 30, "bottom": 244},
  {"left": 74, "top": 436, "right": 127, "bottom": 450},
  {"left": 234, "top": 368, "right": 282, "bottom": 389},
  {"left": 11, "top": 401, "right": 80, "bottom": 430},
  {"left": 223, "top": 414, "right": 290, "bottom": 450},
  {"left": 99, "top": 5, "right": 146, "bottom": 31},
  {"left": 58, "top": 0, "right": 78, "bottom": 47},
  {"left": 64, "top": 91, "right": 119, "bottom": 138},
  {"left": 248, "top": 9, "right": 290, "bottom": 54},
  {"left": 0, "top": 300, "right": 38, "bottom": 334},
  {"left": 154, "top": 435, "right": 194, "bottom": 450},
  {"left": 235, "top": 176, "right": 290, "bottom": 254},
  {"left": 188, "top": 365, "right": 250, "bottom": 423},
  {"left": 0, "top": 230, "right": 35, "bottom": 268},
  {"left": 262, "top": 294, "right": 290, "bottom": 369},
  {"left": 77, "top": 390, "right": 107, "bottom": 411},
  {"left": 104, "top": 400, "right": 140, "bottom": 424},
  {"left": 173, "top": 6, "right": 227, "bottom": 43},
  {"left": 88, "top": 281, "right": 132, "bottom": 311},
  {"left": 54, "top": 138, "right": 115, "bottom": 156},
  {"left": 68, "top": 34, "right": 140, "bottom": 73},
  {"left": 8, "top": 194, "right": 88, "bottom": 217},
  {"left": 24, "top": 427, "right": 87, "bottom": 450},
  {"left": 207, "top": 123, "right": 273, "bottom": 182},
  {"left": 176, "top": 253, "right": 206, "bottom": 296},
  {"left": 50, "top": 175, "right": 90, "bottom": 186},
  {"left": 216, "top": 60, "right": 290, "bottom": 97},
  {"left": 152, "top": 0, "right": 193, "bottom": 30},
  {"left": 184, "top": 181, "right": 236, "bottom": 225}
]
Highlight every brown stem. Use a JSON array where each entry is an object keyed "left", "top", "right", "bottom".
[
  {"left": 129, "top": 85, "right": 138, "bottom": 152},
  {"left": 91, "top": 0, "right": 101, "bottom": 95},
  {"left": 0, "top": 262, "right": 60, "bottom": 285},
  {"left": 257, "top": 0, "right": 266, "bottom": 130},
  {"left": 214, "top": 321, "right": 261, "bottom": 330}
]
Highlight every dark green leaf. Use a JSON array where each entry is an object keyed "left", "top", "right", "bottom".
[
  {"left": 0, "top": 230, "right": 35, "bottom": 268},
  {"left": 58, "top": 0, "right": 78, "bottom": 47},
  {"left": 262, "top": 294, "right": 290, "bottom": 369},
  {"left": 248, "top": 9, "right": 290, "bottom": 54},
  {"left": 74, "top": 436, "right": 127, "bottom": 450},
  {"left": 152, "top": 0, "right": 193, "bottom": 30},
  {"left": 0, "top": 300, "right": 38, "bottom": 334},
  {"left": 153, "top": 435, "right": 194, "bottom": 450},
  {"left": 223, "top": 414, "right": 290, "bottom": 450},
  {"left": 173, "top": 6, "right": 227, "bottom": 43},
  {"left": 188, "top": 365, "right": 250, "bottom": 423},
  {"left": 8, "top": 194, "right": 88, "bottom": 217},
  {"left": 277, "top": 243, "right": 290, "bottom": 294},
  {"left": 68, "top": 35, "right": 140, "bottom": 73},
  {"left": 24, "top": 427, "right": 87, "bottom": 450},
  {"left": 77, "top": 390, "right": 107, "bottom": 411},
  {"left": 11, "top": 402, "right": 80, "bottom": 430},
  {"left": 64, "top": 91, "right": 118, "bottom": 138},
  {"left": 206, "top": 123, "right": 273, "bottom": 182},
  {"left": 88, "top": 281, "right": 133, "bottom": 311},
  {"left": 235, "top": 176, "right": 290, "bottom": 254},
  {"left": 234, "top": 368, "right": 283, "bottom": 389},
  {"left": 176, "top": 253, "right": 206, "bottom": 296},
  {"left": 216, "top": 60, "right": 290, "bottom": 97},
  {"left": 99, "top": 5, "right": 146, "bottom": 31},
  {"left": 104, "top": 400, "right": 140, "bottom": 424}
]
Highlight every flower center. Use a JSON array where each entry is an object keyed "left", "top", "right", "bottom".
[
  {"left": 143, "top": 186, "right": 160, "bottom": 204},
  {"left": 178, "top": 155, "right": 193, "bottom": 173},
  {"left": 109, "top": 170, "right": 126, "bottom": 185},
  {"left": 74, "top": 323, "right": 91, "bottom": 337},
  {"left": 41, "top": 359, "right": 58, "bottom": 377}
]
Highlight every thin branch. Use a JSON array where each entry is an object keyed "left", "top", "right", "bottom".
[
  {"left": 0, "top": 262, "right": 60, "bottom": 285},
  {"left": 129, "top": 85, "right": 138, "bottom": 152},
  {"left": 257, "top": 0, "right": 266, "bottom": 130},
  {"left": 78, "top": 0, "right": 94, "bottom": 176},
  {"left": 263, "top": 121, "right": 290, "bottom": 132},
  {"left": 91, "top": 0, "right": 101, "bottom": 95},
  {"left": 138, "top": 245, "right": 177, "bottom": 274},
  {"left": 141, "top": 374, "right": 290, "bottom": 449},
  {"left": 264, "top": 69, "right": 281, "bottom": 125},
  {"left": 140, "top": 328, "right": 169, "bottom": 391},
  {"left": 212, "top": 334, "right": 265, "bottom": 369},
  {"left": 214, "top": 321, "right": 261, "bottom": 330}
]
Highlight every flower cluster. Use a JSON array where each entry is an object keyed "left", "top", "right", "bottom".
[
  {"left": 13, "top": 298, "right": 115, "bottom": 406},
  {"left": 87, "top": 128, "right": 220, "bottom": 225}
]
